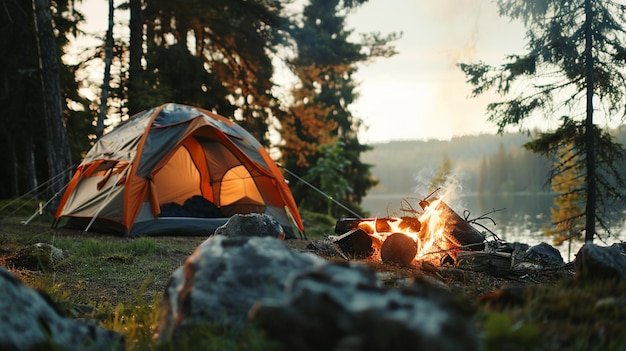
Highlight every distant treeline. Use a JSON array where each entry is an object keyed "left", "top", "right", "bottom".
[{"left": 363, "top": 129, "right": 626, "bottom": 197}]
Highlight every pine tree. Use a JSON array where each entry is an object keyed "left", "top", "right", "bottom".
[
  {"left": 134, "top": 0, "right": 289, "bottom": 145},
  {"left": 460, "top": 0, "right": 626, "bottom": 243},
  {"left": 282, "top": 0, "right": 399, "bottom": 217}
]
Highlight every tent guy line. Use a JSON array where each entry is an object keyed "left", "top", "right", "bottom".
[{"left": 281, "top": 166, "right": 363, "bottom": 219}]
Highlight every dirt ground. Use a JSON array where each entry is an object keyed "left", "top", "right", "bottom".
[
  {"left": 0, "top": 220, "right": 575, "bottom": 306},
  {"left": 0, "top": 221, "right": 203, "bottom": 306},
  {"left": 5, "top": 219, "right": 626, "bottom": 350}
]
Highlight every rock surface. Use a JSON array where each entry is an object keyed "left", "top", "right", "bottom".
[
  {"left": 575, "top": 243, "right": 626, "bottom": 280},
  {"left": 250, "top": 261, "right": 479, "bottom": 351},
  {"left": 214, "top": 213, "right": 285, "bottom": 239},
  {"left": 519, "top": 242, "right": 564, "bottom": 267},
  {"left": 158, "top": 226, "right": 479, "bottom": 350},
  {"left": 156, "top": 235, "right": 324, "bottom": 342},
  {"left": 0, "top": 266, "right": 124, "bottom": 351}
]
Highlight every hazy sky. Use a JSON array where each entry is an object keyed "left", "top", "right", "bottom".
[
  {"left": 346, "top": 0, "right": 527, "bottom": 143},
  {"left": 77, "top": 0, "right": 527, "bottom": 143}
]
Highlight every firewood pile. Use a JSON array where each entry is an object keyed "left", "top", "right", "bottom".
[{"left": 329, "top": 196, "right": 566, "bottom": 277}]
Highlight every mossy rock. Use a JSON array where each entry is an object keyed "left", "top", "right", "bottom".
[{"left": 5, "top": 243, "right": 66, "bottom": 271}]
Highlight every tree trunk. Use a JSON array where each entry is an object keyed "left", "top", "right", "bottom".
[
  {"left": 24, "top": 134, "right": 38, "bottom": 195},
  {"left": 97, "top": 0, "right": 115, "bottom": 138},
  {"left": 584, "top": 0, "right": 596, "bottom": 244},
  {"left": 32, "top": 0, "right": 72, "bottom": 209},
  {"left": 7, "top": 135, "right": 19, "bottom": 197},
  {"left": 128, "top": 0, "right": 144, "bottom": 116}
]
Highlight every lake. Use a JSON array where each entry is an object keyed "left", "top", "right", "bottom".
[{"left": 362, "top": 192, "right": 624, "bottom": 263}]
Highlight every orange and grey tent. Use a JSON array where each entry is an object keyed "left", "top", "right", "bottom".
[{"left": 54, "top": 103, "right": 304, "bottom": 238}]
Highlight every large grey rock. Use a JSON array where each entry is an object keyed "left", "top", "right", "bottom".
[
  {"left": 575, "top": 243, "right": 626, "bottom": 280},
  {"left": 157, "top": 224, "right": 479, "bottom": 350},
  {"left": 250, "top": 262, "right": 479, "bottom": 351},
  {"left": 214, "top": 213, "right": 285, "bottom": 239},
  {"left": 0, "top": 266, "right": 124, "bottom": 351},
  {"left": 156, "top": 235, "right": 324, "bottom": 342}
]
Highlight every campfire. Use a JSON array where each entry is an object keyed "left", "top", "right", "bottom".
[{"left": 332, "top": 191, "right": 487, "bottom": 267}]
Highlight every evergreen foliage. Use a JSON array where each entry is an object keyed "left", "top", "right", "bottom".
[
  {"left": 459, "top": 0, "right": 626, "bottom": 243},
  {"left": 303, "top": 142, "right": 353, "bottom": 215},
  {"left": 526, "top": 119, "right": 626, "bottom": 243},
  {"left": 0, "top": 0, "right": 401, "bottom": 220},
  {"left": 135, "top": 0, "right": 290, "bottom": 145},
  {"left": 281, "top": 0, "right": 399, "bottom": 217},
  {"left": 543, "top": 143, "right": 585, "bottom": 246}
]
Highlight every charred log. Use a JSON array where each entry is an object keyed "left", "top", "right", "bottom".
[
  {"left": 332, "top": 229, "right": 374, "bottom": 259},
  {"left": 334, "top": 217, "right": 420, "bottom": 235},
  {"left": 335, "top": 218, "right": 366, "bottom": 234},
  {"left": 455, "top": 251, "right": 512, "bottom": 276}
]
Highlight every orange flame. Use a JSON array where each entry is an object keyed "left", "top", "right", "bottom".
[{"left": 357, "top": 197, "right": 457, "bottom": 266}]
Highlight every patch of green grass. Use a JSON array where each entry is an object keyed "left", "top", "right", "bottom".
[
  {"left": 300, "top": 210, "right": 336, "bottom": 239},
  {"left": 154, "top": 323, "right": 283, "bottom": 351},
  {"left": 478, "top": 278, "right": 626, "bottom": 350},
  {"left": 92, "top": 276, "right": 282, "bottom": 351},
  {"left": 481, "top": 312, "right": 540, "bottom": 351},
  {"left": 53, "top": 254, "right": 175, "bottom": 306},
  {"left": 0, "top": 227, "right": 196, "bottom": 308},
  {"left": 95, "top": 276, "right": 162, "bottom": 351},
  {"left": 0, "top": 197, "right": 55, "bottom": 225},
  {"left": 54, "top": 237, "right": 159, "bottom": 257}
]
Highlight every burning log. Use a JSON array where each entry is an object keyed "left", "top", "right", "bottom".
[
  {"left": 380, "top": 233, "right": 418, "bottom": 266},
  {"left": 332, "top": 198, "right": 485, "bottom": 267},
  {"left": 334, "top": 217, "right": 410, "bottom": 235},
  {"left": 397, "top": 216, "right": 421, "bottom": 232},
  {"left": 420, "top": 200, "right": 485, "bottom": 251}
]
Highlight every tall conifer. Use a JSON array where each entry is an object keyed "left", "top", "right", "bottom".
[{"left": 460, "top": 0, "right": 626, "bottom": 243}]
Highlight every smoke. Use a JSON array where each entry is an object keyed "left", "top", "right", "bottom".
[{"left": 411, "top": 166, "right": 467, "bottom": 213}]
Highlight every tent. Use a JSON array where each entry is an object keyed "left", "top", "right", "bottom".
[{"left": 54, "top": 103, "right": 304, "bottom": 238}]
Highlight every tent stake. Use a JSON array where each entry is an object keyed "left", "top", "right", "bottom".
[
  {"left": 3, "top": 165, "right": 74, "bottom": 218},
  {"left": 22, "top": 189, "right": 63, "bottom": 225}
]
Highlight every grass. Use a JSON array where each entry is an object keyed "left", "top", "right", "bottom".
[
  {"left": 0, "top": 198, "right": 291, "bottom": 350},
  {"left": 2, "top": 201, "right": 626, "bottom": 350},
  {"left": 299, "top": 209, "right": 336, "bottom": 239},
  {"left": 476, "top": 277, "right": 626, "bottom": 351}
]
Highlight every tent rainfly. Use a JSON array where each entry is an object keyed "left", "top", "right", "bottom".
[{"left": 54, "top": 103, "right": 304, "bottom": 238}]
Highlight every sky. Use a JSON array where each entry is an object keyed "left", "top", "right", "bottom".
[
  {"left": 345, "top": 0, "right": 527, "bottom": 143},
  {"left": 76, "top": 0, "right": 528, "bottom": 143}
]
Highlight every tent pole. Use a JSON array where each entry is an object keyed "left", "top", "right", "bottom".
[
  {"left": 281, "top": 166, "right": 362, "bottom": 219},
  {"left": 84, "top": 173, "right": 121, "bottom": 233}
]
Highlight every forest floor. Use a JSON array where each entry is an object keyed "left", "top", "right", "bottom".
[{"left": 1, "top": 218, "right": 626, "bottom": 350}]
